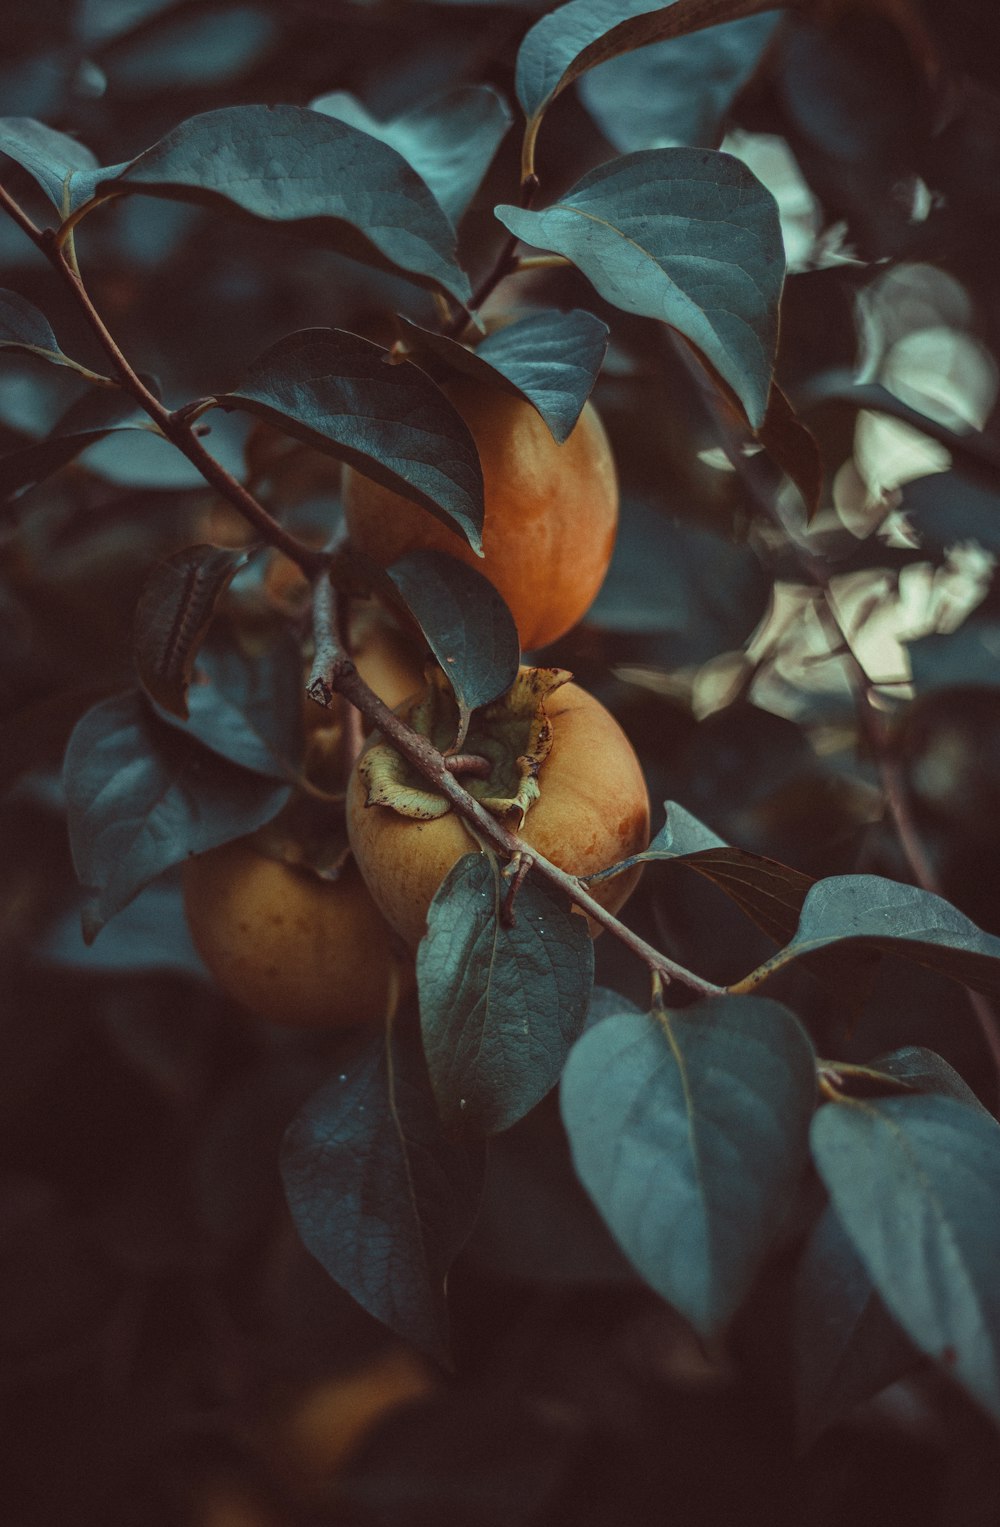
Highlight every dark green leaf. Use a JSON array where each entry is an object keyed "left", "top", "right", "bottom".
[
  {"left": 907, "top": 623, "right": 1000, "bottom": 696},
  {"left": 398, "top": 308, "right": 608, "bottom": 444},
  {"left": 588, "top": 497, "right": 770, "bottom": 644},
  {"left": 156, "top": 635, "right": 304, "bottom": 779},
  {"left": 737, "top": 875, "right": 1000, "bottom": 1001},
  {"left": 579, "top": 12, "right": 781, "bottom": 151},
  {"left": 224, "top": 328, "right": 484, "bottom": 552},
  {"left": 0, "top": 116, "right": 98, "bottom": 211},
  {"left": 311, "top": 85, "right": 512, "bottom": 226},
  {"left": 72, "top": 105, "right": 470, "bottom": 300},
  {"left": 496, "top": 149, "right": 783, "bottom": 427},
  {"left": 134, "top": 544, "right": 245, "bottom": 720},
  {"left": 281, "top": 1028, "right": 486, "bottom": 1366},
  {"left": 515, "top": 0, "right": 782, "bottom": 128},
  {"left": 64, "top": 692, "right": 290, "bottom": 939},
  {"left": 0, "top": 289, "right": 73, "bottom": 368},
  {"left": 873, "top": 1047, "right": 989, "bottom": 1115},
  {"left": 0, "top": 386, "right": 154, "bottom": 500},
  {"left": 584, "top": 984, "right": 644, "bottom": 1032},
  {"left": 418, "top": 854, "right": 594, "bottom": 1135},
  {"left": 561, "top": 995, "right": 816, "bottom": 1335},
  {"left": 812, "top": 1094, "right": 1000, "bottom": 1419},
  {"left": 386, "top": 550, "right": 519, "bottom": 748},
  {"left": 793, "top": 1201, "right": 919, "bottom": 1447}
]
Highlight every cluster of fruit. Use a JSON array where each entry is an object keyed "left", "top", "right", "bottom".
[{"left": 183, "top": 379, "right": 650, "bottom": 1029}]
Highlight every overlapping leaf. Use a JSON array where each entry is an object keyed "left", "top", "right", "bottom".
[
  {"left": 0, "top": 116, "right": 99, "bottom": 211},
  {"left": 64, "top": 692, "right": 291, "bottom": 940},
  {"left": 418, "top": 854, "right": 594, "bottom": 1134},
  {"left": 311, "top": 85, "right": 512, "bottom": 226},
  {"left": 496, "top": 148, "right": 783, "bottom": 426},
  {"left": 561, "top": 994, "right": 816, "bottom": 1334},
  {"left": 386, "top": 550, "right": 519, "bottom": 747},
  {"left": 812, "top": 1094, "right": 1000, "bottom": 1419},
  {"left": 0, "top": 290, "right": 76, "bottom": 369},
  {"left": 399, "top": 308, "right": 609, "bottom": 444},
  {"left": 281, "top": 1028, "right": 486, "bottom": 1366},
  {"left": 0, "top": 385, "right": 155, "bottom": 500},
  {"left": 224, "top": 328, "right": 484, "bottom": 552},
  {"left": 134, "top": 545, "right": 246, "bottom": 720}
]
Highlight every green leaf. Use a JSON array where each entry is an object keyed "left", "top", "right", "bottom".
[
  {"left": 134, "top": 544, "right": 245, "bottom": 720},
  {"left": 496, "top": 148, "right": 783, "bottom": 427},
  {"left": 64, "top": 692, "right": 290, "bottom": 940},
  {"left": 0, "top": 386, "right": 155, "bottom": 501},
  {"left": 386, "top": 550, "right": 519, "bottom": 747},
  {"left": 873, "top": 1047, "right": 990, "bottom": 1115},
  {"left": 0, "top": 289, "right": 75, "bottom": 369},
  {"left": 311, "top": 85, "right": 512, "bottom": 226},
  {"left": 561, "top": 994, "right": 816, "bottom": 1335},
  {"left": 281, "top": 1028, "right": 486, "bottom": 1366},
  {"left": 418, "top": 854, "right": 594, "bottom": 1135},
  {"left": 155, "top": 635, "right": 305, "bottom": 779},
  {"left": 793, "top": 1201, "right": 919, "bottom": 1447},
  {"left": 0, "top": 116, "right": 99, "bottom": 212},
  {"left": 399, "top": 309, "right": 609, "bottom": 446},
  {"left": 578, "top": 12, "right": 781, "bottom": 152},
  {"left": 907, "top": 622, "right": 1000, "bottom": 696},
  {"left": 71, "top": 105, "right": 471, "bottom": 301},
  {"left": 224, "top": 328, "right": 485, "bottom": 553},
  {"left": 736, "top": 875, "right": 1000, "bottom": 1001},
  {"left": 515, "top": 0, "right": 783, "bottom": 129},
  {"left": 812, "top": 1094, "right": 1000, "bottom": 1419}
]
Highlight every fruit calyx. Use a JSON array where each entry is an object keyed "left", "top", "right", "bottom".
[{"left": 358, "top": 665, "right": 572, "bottom": 830}]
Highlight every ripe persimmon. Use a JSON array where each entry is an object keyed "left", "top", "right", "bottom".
[
  {"left": 342, "top": 376, "right": 618, "bottom": 651},
  {"left": 183, "top": 841, "right": 411, "bottom": 1029},
  {"left": 346, "top": 667, "right": 649, "bottom": 948}
]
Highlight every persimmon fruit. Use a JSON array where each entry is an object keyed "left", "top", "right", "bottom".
[
  {"left": 342, "top": 376, "right": 619, "bottom": 651},
  {"left": 182, "top": 841, "right": 410, "bottom": 1029},
  {"left": 346, "top": 667, "right": 650, "bottom": 948}
]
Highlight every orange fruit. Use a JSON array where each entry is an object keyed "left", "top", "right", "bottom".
[
  {"left": 342, "top": 377, "right": 618, "bottom": 651},
  {"left": 346, "top": 668, "right": 649, "bottom": 948}
]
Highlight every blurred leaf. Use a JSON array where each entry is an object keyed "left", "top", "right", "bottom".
[
  {"left": 497, "top": 149, "right": 783, "bottom": 427},
  {"left": 812, "top": 1094, "right": 1000, "bottom": 1419},
  {"left": 224, "top": 328, "right": 484, "bottom": 552},
  {"left": 907, "top": 622, "right": 1000, "bottom": 695},
  {"left": 579, "top": 11, "right": 781, "bottom": 150},
  {"left": 758, "top": 382, "right": 823, "bottom": 518},
  {"left": 312, "top": 85, "right": 512, "bottom": 226},
  {"left": 0, "top": 385, "right": 154, "bottom": 501},
  {"left": 281, "top": 1028, "right": 486, "bottom": 1367},
  {"left": 70, "top": 105, "right": 471, "bottom": 300},
  {"left": 399, "top": 308, "right": 609, "bottom": 445},
  {"left": 64, "top": 691, "right": 290, "bottom": 939},
  {"left": 156, "top": 634, "right": 304, "bottom": 779},
  {"left": 40, "top": 877, "right": 207, "bottom": 979},
  {"left": 418, "top": 854, "right": 594, "bottom": 1134},
  {"left": 515, "top": 0, "right": 782, "bottom": 127},
  {"left": 793, "top": 1200, "right": 919, "bottom": 1446},
  {"left": 736, "top": 874, "right": 1000, "bottom": 1000},
  {"left": 0, "top": 289, "right": 77, "bottom": 370},
  {"left": 0, "top": 115, "right": 98, "bottom": 211},
  {"left": 584, "top": 984, "right": 644, "bottom": 1031},
  {"left": 561, "top": 995, "right": 816, "bottom": 1335},
  {"left": 106, "top": 6, "right": 276, "bottom": 91},
  {"left": 134, "top": 544, "right": 244, "bottom": 720},
  {"left": 386, "top": 550, "right": 519, "bottom": 747}
]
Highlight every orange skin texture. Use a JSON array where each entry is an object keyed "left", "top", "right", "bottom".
[
  {"left": 342, "top": 378, "right": 619, "bottom": 651},
  {"left": 347, "top": 677, "right": 650, "bottom": 949},
  {"left": 183, "top": 844, "right": 411, "bottom": 1029}
]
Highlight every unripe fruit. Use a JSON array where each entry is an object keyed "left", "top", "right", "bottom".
[
  {"left": 183, "top": 842, "right": 410, "bottom": 1029},
  {"left": 342, "top": 377, "right": 618, "bottom": 651},
  {"left": 347, "top": 668, "right": 649, "bottom": 948}
]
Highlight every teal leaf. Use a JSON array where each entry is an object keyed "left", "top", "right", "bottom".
[
  {"left": 0, "top": 386, "right": 155, "bottom": 501},
  {"left": 0, "top": 289, "right": 75, "bottom": 369},
  {"left": 515, "top": 0, "right": 782, "bottom": 127},
  {"left": 496, "top": 148, "right": 783, "bottom": 426},
  {"left": 134, "top": 544, "right": 245, "bottom": 721},
  {"left": 740, "top": 875, "right": 1000, "bottom": 1001},
  {"left": 0, "top": 116, "right": 99, "bottom": 212},
  {"left": 812, "top": 1094, "right": 1000, "bottom": 1419},
  {"left": 281, "top": 1028, "right": 486, "bottom": 1366},
  {"left": 224, "top": 328, "right": 484, "bottom": 553},
  {"left": 311, "top": 85, "right": 512, "bottom": 226},
  {"left": 418, "top": 854, "right": 594, "bottom": 1135},
  {"left": 398, "top": 308, "right": 609, "bottom": 444},
  {"left": 64, "top": 692, "right": 290, "bottom": 940},
  {"left": 70, "top": 105, "right": 471, "bottom": 301},
  {"left": 561, "top": 994, "right": 816, "bottom": 1335},
  {"left": 386, "top": 550, "right": 519, "bottom": 747}
]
